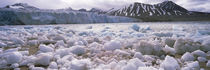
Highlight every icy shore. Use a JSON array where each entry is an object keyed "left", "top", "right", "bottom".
[{"left": 0, "top": 22, "right": 210, "bottom": 70}]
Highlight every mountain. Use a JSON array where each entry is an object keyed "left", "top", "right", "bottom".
[
  {"left": 89, "top": 8, "right": 107, "bottom": 14},
  {"left": 108, "top": 1, "right": 210, "bottom": 21},
  {"left": 4, "top": 3, "right": 39, "bottom": 10},
  {"left": 0, "top": 3, "right": 139, "bottom": 25}
]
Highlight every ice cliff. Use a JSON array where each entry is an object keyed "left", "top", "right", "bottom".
[{"left": 0, "top": 3, "right": 139, "bottom": 25}]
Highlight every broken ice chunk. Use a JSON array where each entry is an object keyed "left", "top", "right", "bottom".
[
  {"left": 70, "top": 45, "right": 86, "bottom": 55},
  {"left": 104, "top": 40, "right": 122, "bottom": 51},
  {"left": 160, "top": 56, "right": 180, "bottom": 70},
  {"left": 131, "top": 24, "right": 140, "bottom": 31},
  {"left": 181, "top": 52, "right": 195, "bottom": 62},
  {"left": 191, "top": 50, "right": 206, "bottom": 57},
  {"left": 35, "top": 53, "right": 53, "bottom": 66},
  {"left": 6, "top": 52, "right": 23, "bottom": 64}
]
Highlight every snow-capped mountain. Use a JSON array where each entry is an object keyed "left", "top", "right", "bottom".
[
  {"left": 4, "top": 3, "right": 39, "bottom": 10},
  {"left": 89, "top": 8, "right": 102, "bottom": 12},
  {"left": 109, "top": 1, "right": 191, "bottom": 16}
]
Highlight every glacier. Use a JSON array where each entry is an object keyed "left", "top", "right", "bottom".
[{"left": 0, "top": 7, "right": 139, "bottom": 25}]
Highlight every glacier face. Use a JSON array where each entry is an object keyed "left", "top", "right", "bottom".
[{"left": 0, "top": 8, "right": 139, "bottom": 25}]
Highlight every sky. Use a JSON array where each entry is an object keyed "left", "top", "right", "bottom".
[{"left": 0, "top": 0, "right": 210, "bottom": 12}]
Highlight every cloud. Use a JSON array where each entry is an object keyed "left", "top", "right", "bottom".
[
  {"left": 0, "top": 0, "right": 209, "bottom": 12},
  {"left": 175, "top": 0, "right": 210, "bottom": 12}
]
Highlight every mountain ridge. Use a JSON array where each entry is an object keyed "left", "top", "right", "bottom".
[{"left": 107, "top": 1, "right": 210, "bottom": 21}]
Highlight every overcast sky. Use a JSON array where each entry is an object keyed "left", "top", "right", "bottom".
[{"left": 0, "top": 0, "right": 210, "bottom": 12}]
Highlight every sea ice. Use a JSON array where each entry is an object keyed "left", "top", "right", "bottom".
[
  {"left": 131, "top": 24, "right": 140, "bottom": 31},
  {"left": 128, "top": 58, "right": 146, "bottom": 67},
  {"left": 88, "top": 42, "right": 102, "bottom": 53},
  {"left": 163, "top": 45, "right": 176, "bottom": 55},
  {"left": 0, "top": 49, "right": 2, "bottom": 53},
  {"left": 181, "top": 67, "right": 191, "bottom": 70},
  {"left": 143, "top": 55, "right": 156, "bottom": 63},
  {"left": 197, "top": 57, "right": 207, "bottom": 62},
  {"left": 39, "top": 44, "right": 54, "bottom": 52},
  {"left": 207, "top": 60, "right": 210, "bottom": 67},
  {"left": 70, "top": 59, "right": 91, "bottom": 70},
  {"left": 19, "top": 51, "right": 29, "bottom": 56},
  {"left": 163, "top": 38, "right": 175, "bottom": 47},
  {"left": 48, "top": 61, "right": 58, "bottom": 69},
  {"left": 31, "top": 67, "right": 45, "bottom": 70},
  {"left": 19, "top": 55, "right": 36, "bottom": 66},
  {"left": 173, "top": 25, "right": 185, "bottom": 31},
  {"left": 191, "top": 50, "right": 206, "bottom": 57},
  {"left": 160, "top": 56, "right": 180, "bottom": 70},
  {"left": 70, "top": 45, "right": 86, "bottom": 55},
  {"left": 6, "top": 52, "right": 23, "bottom": 64},
  {"left": 56, "top": 56, "right": 72, "bottom": 66},
  {"left": 1, "top": 22, "right": 210, "bottom": 70},
  {"left": 133, "top": 52, "right": 143, "bottom": 59},
  {"left": 131, "top": 33, "right": 145, "bottom": 37},
  {"left": 67, "top": 39, "right": 76, "bottom": 47},
  {"left": 78, "top": 38, "right": 89, "bottom": 46},
  {"left": 55, "top": 49, "right": 70, "bottom": 58},
  {"left": 14, "top": 68, "right": 20, "bottom": 70},
  {"left": 201, "top": 39, "right": 210, "bottom": 51},
  {"left": 107, "top": 61, "right": 118, "bottom": 69},
  {"left": 143, "top": 25, "right": 151, "bottom": 30},
  {"left": 122, "top": 63, "right": 138, "bottom": 70},
  {"left": 52, "top": 35, "right": 66, "bottom": 41},
  {"left": 187, "top": 61, "right": 200, "bottom": 69},
  {"left": 181, "top": 52, "right": 195, "bottom": 61},
  {"left": 4, "top": 48, "right": 19, "bottom": 53},
  {"left": 27, "top": 40, "right": 39, "bottom": 46},
  {"left": 138, "top": 67, "right": 158, "bottom": 70},
  {"left": 35, "top": 53, "right": 53, "bottom": 66},
  {"left": 74, "top": 41, "right": 85, "bottom": 46},
  {"left": 207, "top": 51, "right": 210, "bottom": 56},
  {"left": 86, "top": 26, "right": 92, "bottom": 29},
  {"left": 117, "top": 60, "right": 127, "bottom": 68},
  {"left": 104, "top": 40, "right": 122, "bottom": 51},
  {"left": 135, "top": 41, "right": 154, "bottom": 55},
  {"left": 174, "top": 38, "right": 200, "bottom": 54},
  {"left": 152, "top": 32, "right": 173, "bottom": 37},
  {"left": 122, "top": 40, "right": 133, "bottom": 48},
  {"left": 78, "top": 31, "right": 89, "bottom": 36},
  {"left": 114, "top": 49, "right": 131, "bottom": 56},
  {"left": 135, "top": 41, "right": 163, "bottom": 55},
  {"left": 10, "top": 37, "right": 25, "bottom": 46},
  {"left": 55, "top": 40, "right": 66, "bottom": 47},
  {"left": 11, "top": 63, "right": 19, "bottom": 68},
  {"left": 0, "top": 41, "right": 7, "bottom": 47}
]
